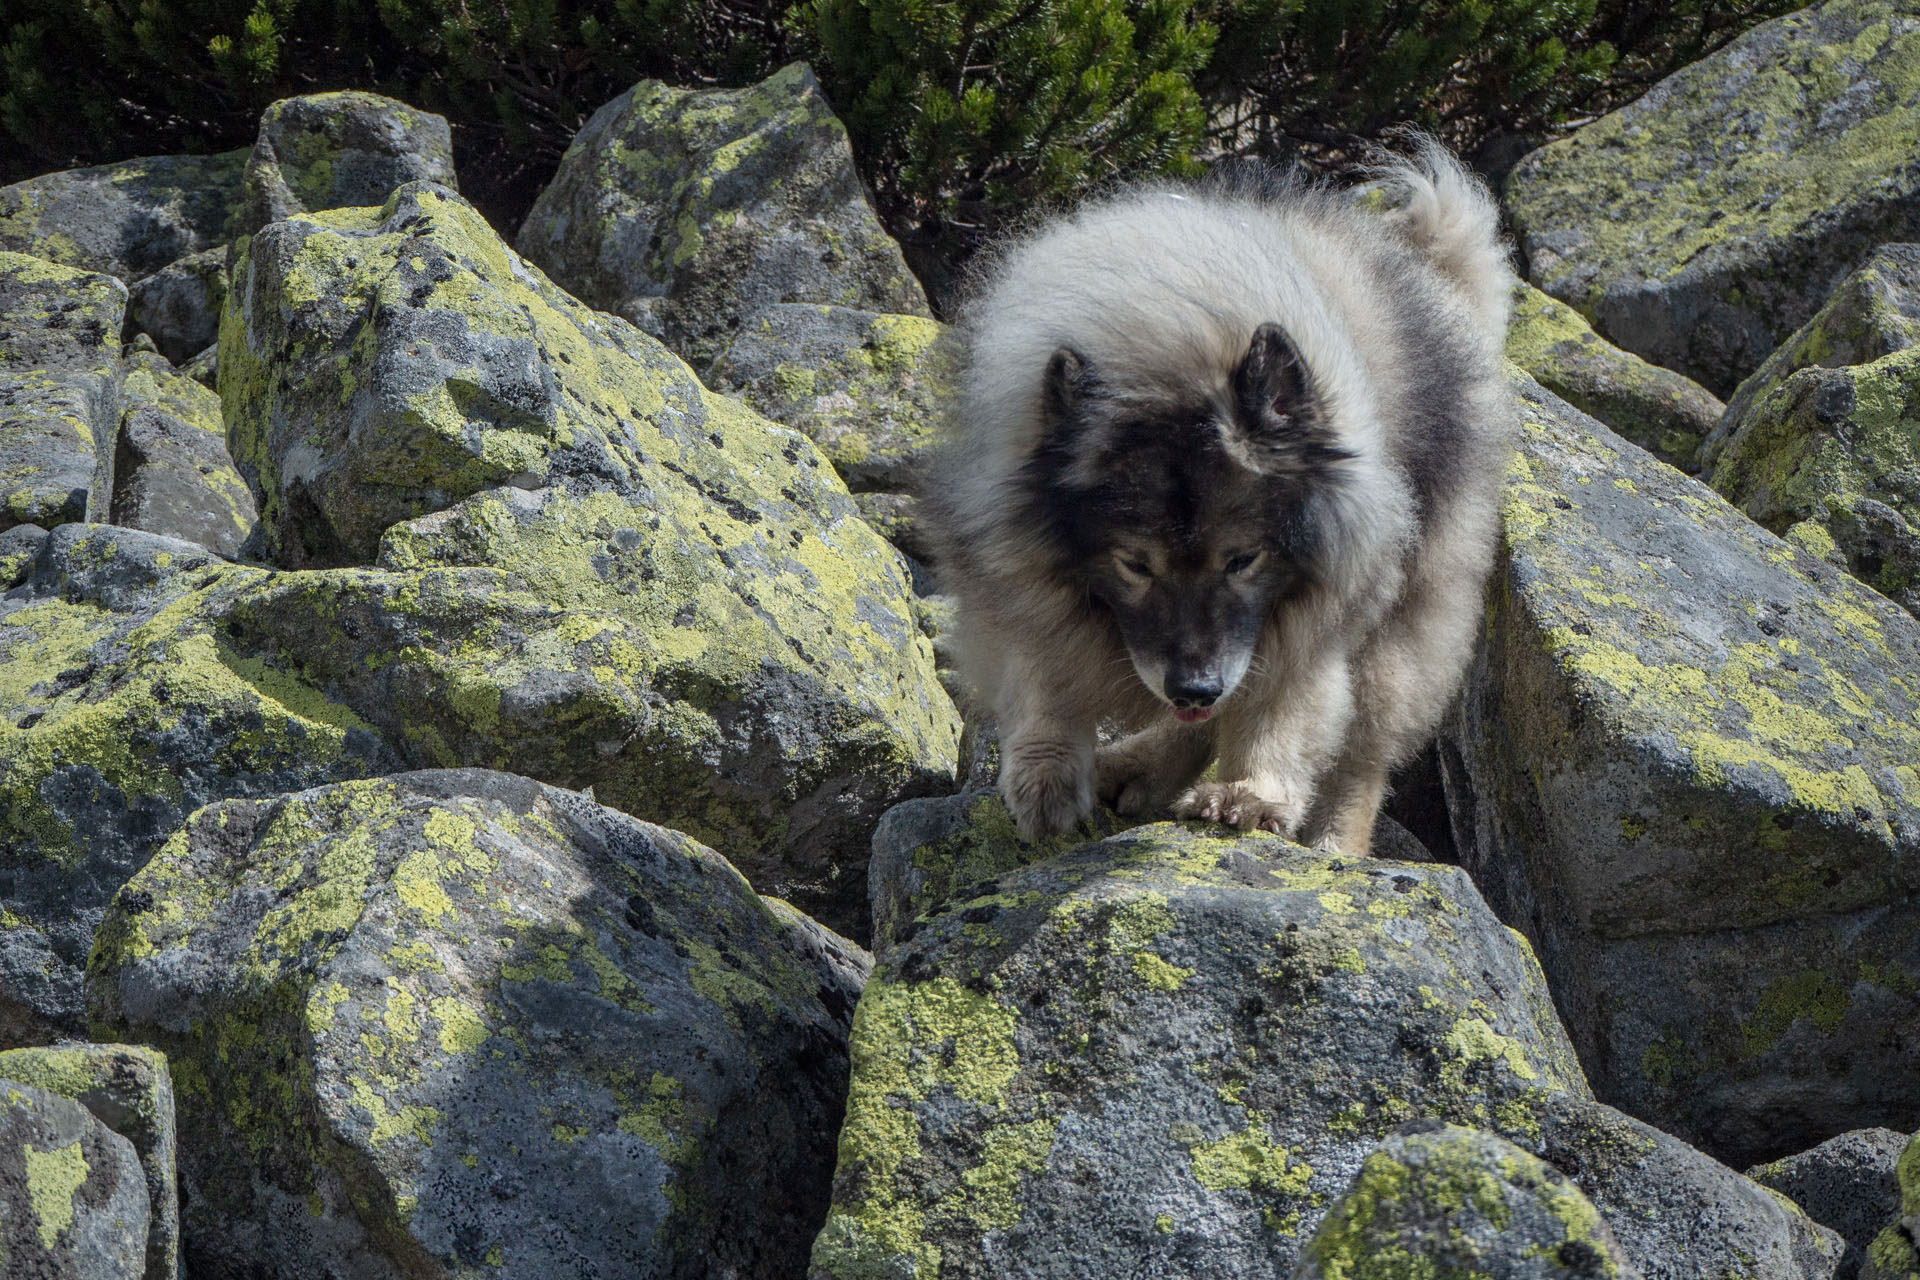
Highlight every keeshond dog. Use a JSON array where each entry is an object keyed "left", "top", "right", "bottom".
[{"left": 923, "top": 141, "right": 1515, "bottom": 852}]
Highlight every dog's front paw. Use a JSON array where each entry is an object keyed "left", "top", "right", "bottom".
[
  {"left": 1094, "top": 749, "right": 1174, "bottom": 816},
  {"left": 1173, "top": 781, "right": 1305, "bottom": 837},
  {"left": 1002, "top": 752, "right": 1094, "bottom": 842}
]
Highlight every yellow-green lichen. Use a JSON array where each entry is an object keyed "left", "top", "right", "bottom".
[{"left": 22, "top": 1137, "right": 88, "bottom": 1250}]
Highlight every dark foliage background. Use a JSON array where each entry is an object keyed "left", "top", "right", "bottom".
[{"left": 0, "top": 0, "right": 1801, "bottom": 281}]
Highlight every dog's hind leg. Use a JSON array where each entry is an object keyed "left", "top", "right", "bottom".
[{"left": 1096, "top": 721, "right": 1215, "bottom": 816}]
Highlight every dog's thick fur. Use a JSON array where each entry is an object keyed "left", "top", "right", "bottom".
[{"left": 923, "top": 142, "right": 1515, "bottom": 852}]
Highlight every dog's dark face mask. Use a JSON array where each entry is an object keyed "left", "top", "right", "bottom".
[{"left": 1024, "top": 324, "right": 1351, "bottom": 721}]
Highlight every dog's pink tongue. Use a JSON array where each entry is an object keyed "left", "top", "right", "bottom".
[{"left": 1173, "top": 707, "right": 1214, "bottom": 724}]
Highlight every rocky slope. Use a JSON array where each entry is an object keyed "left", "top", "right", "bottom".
[{"left": 1, "top": 12, "right": 1917, "bottom": 1275}]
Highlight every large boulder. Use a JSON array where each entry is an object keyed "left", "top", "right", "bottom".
[
  {"left": 1444, "top": 375, "right": 1920, "bottom": 1166},
  {"left": 236, "top": 91, "right": 457, "bottom": 238},
  {"left": 1710, "top": 244, "right": 1920, "bottom": 463},
  {"left": 110, "top": 345, "right": 256, "bottom": 558},
  {"left": 1505, "top": 0, "right": 1920, "bottom": 395},
  {"left": 0, "top": 253, "right": 126, "bottom": 532},
  {"left": 1750, "top": 1128, "right": 1912, "bottom": 1278},
  {"left": 87, "top": 770, "right": 867, "bottom": 1280},
  {"left": 810, "top": 816, "right": 1837, "bottom": 1277},
  {"left": 707, "top": 304, "right": 950, "bottom": 494},
  {"left": 1291, "top": 1121, "right": 1636, "bottom": 1279},
  {"left": 1506, "top": 282, "right": 1724, "bottom": 472},
  {"left": 219, "top": 182, "right": 960, "bottom": 935},
  {"left": 1705, "top": 254, "right": 1920, "bottom": 619},
  {"left": 0, "top": 1076, "right": 149, "bottom": 1278},
  {"left": 0, "top": 150, "right": 247, "bottom": 283},
  {"left": 516, "top": 63, "right": 930, "bottom": 370},
  {"left": 0, "top": 525, "right": 398, "bottom": 1041},
  {"left": 0, "top": 1044, "right": 179, "bottom": 1280}
]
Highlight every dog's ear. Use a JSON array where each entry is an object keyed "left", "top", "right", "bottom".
[
  {"left": 1043, "top": 346, "right": 1094, "bottom": 433},
  {"left": 1232, "top": 323, "right": 1351, "bottom": 469}
]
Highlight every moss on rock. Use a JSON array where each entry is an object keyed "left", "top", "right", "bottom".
[
  {"left": 1446, "top": 375, "right": 1920, "bottom": 1164},
  {"left": 1506, "top": 1, "right": 1920, "bottom": 394},
  {"left": 0, "top": 251, "right": 127, "bottom": 533},
  {"left": 88, "top": 769, "right": 864, "bottom": 1280},
  {"left": 516, "top": 63, "right": 929, "bottom": 370},
  {"left": 1506, "top": 282, "right": 1723, "bottom": 472}
]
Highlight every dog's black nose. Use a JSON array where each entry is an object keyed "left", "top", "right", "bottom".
[{"left": 1166, "top": 674, "right": 1223, "bottom": 708}]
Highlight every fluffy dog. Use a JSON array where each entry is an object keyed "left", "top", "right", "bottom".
[{"left": 922, "top": 142, "right": 1515, "bottom": 852}]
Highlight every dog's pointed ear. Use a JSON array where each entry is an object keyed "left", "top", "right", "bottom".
[
  {"left": 1234, "top": 322, "right": 1314, "bottom": 428},
  {"left": 1232, "top": 322, "right": 1350, "bottom": 467},
  {"left": 1043, "top": 347, "right": 1094, "bottom": 432}
]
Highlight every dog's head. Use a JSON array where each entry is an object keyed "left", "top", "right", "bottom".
[{"left": 1026, "top": 323, "right": 1354, "bottom": 721}]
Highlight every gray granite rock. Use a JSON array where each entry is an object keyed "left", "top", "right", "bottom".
[
  {"left": 236, "top": 91, "right": 456, "bottom": 238},
  {"left": 813, "top": 816, "right": 1839, "bottom": 1277},
  {"left": 0, "top": 252, "right": 126, "bottom": 532},
  {"left": 124, "top": 248, "right": 227, "bottom": 366},
  {"left": 0, "top": 1044, "right": 179, "bottom": 1280},
  {"left": 1292, "top": 1121, "right": 1638, "bottom": 1279},
  {"left": 708, "top": 304, "right": 950, "bottom": 492},
  {"left": 0, "top": 524, "right": 397, "bottom": 1042},
  {"left": 0, "top": 150, "right": 246, "bottom": 283},
  {"left": 0, "top": 1076, "right": 149, "bottom": 1278},
  {"left": 516, "top": 63, "right": 929, "bottom": 370},
  {"left": 1506, "top": 0, "right": 1920, "bottom": 395},
  {"left": 110, "top": 347, "right": 256, "bottom": 558},
  {"left": 1506, "top": 281, "right": 1724, "bottom": 473},
  {"left": 88, "top": 769, "right": 864, "bottom": 1280},
  {"left": 1750, "top": 1128, "right": 1911, "bottom": 1278},
  {"left": 1443, "top": 375, "right": 1920, "bottom": 1166}
]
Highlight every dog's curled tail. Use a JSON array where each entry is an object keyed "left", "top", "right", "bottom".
[{"left": 1372, "top": 137, "right": 1514, "bottom": 339}]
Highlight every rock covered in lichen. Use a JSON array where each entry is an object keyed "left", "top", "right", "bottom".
[
  {"left": 1505, "top": 282, "right": 1724, "bottom": 472},
  {"left": 708, "top": 304, "right": 951, "bottom": 493},
  {"left": 0, "top": 525, "right": 397, "bottom": 1041},
  {"left": 0, "top": 1044, "right": 179, "bottom": 1280},
  {"left": 1710, "top": 244, "right": 1920, "bottom": 465},
  {"left": 811, "top": 820, "right": 1594, "bottom": 1277},
  {"left": 0, "top": 252, "right": 126, "bottom": 532},
  {"left": 0, "top": 149, "right": 246, "bottom": 283},
  {"left": 87, "top": 769, "right": 863, "bottom": 1280},
  {"left": 1749, "top": 1127, "right": 1911, "bottom": 1278},
  {"left": 516, "top": 63, "right": 929, "bottom": 370},
  {"left": 1860, "top": 1132, "right": 1920, "bottom": 1279},
  {"left": 236, "top": 91, "right": 456, "bottom": 238},
  {"left": 0, "top": 1076, "right": 150, "bottom": 1278},
  {"left": 1506, "top": 0, "right": 1920, "bottom": 395},
  {"left": 110, "top": 346, "right": 256, "bottom": 558},
  {"left": 125, "top": 247, "right": 228, "bottom": 367},
  {"left": 1291, "top": 1120, "right": 1638, "bottom": 1279},
  {"left": 1707, "top": 325, "right": 1920, "bottom": 621},
  {"left": 1444, "top": 375, "right": 1920, "bottom": 1166}
]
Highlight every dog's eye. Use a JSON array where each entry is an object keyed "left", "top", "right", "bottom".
[
  {"left": 1117, "top": 556, "right": 1152, "bottom": 579},
  {"left": 1224, "top": 551, "right": 1262, "bottom": 575}
]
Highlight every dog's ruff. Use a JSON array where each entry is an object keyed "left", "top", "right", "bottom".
[{"left": 925, "top": 141, "right": 1516, "bottom": 853}]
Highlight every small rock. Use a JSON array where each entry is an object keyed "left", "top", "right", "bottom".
[
  {"left": 111, "top": 348, "right": 256, "bottom": 558},
  {"left": 0, "top": 1043, "right": 179, "bottom": 1280},
  {"left": 1292, "top": 1121, "right": 1638, "bottom": 1279},
  {"left": 124, "top": 248, "right": 227, "bottom": 366},
  {"left": 0, "top": 1076, "right": 149, "bottom": 1279},
  {"left": 1749, "top": 1127, "right": 1911, "bottom": 1278}
]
